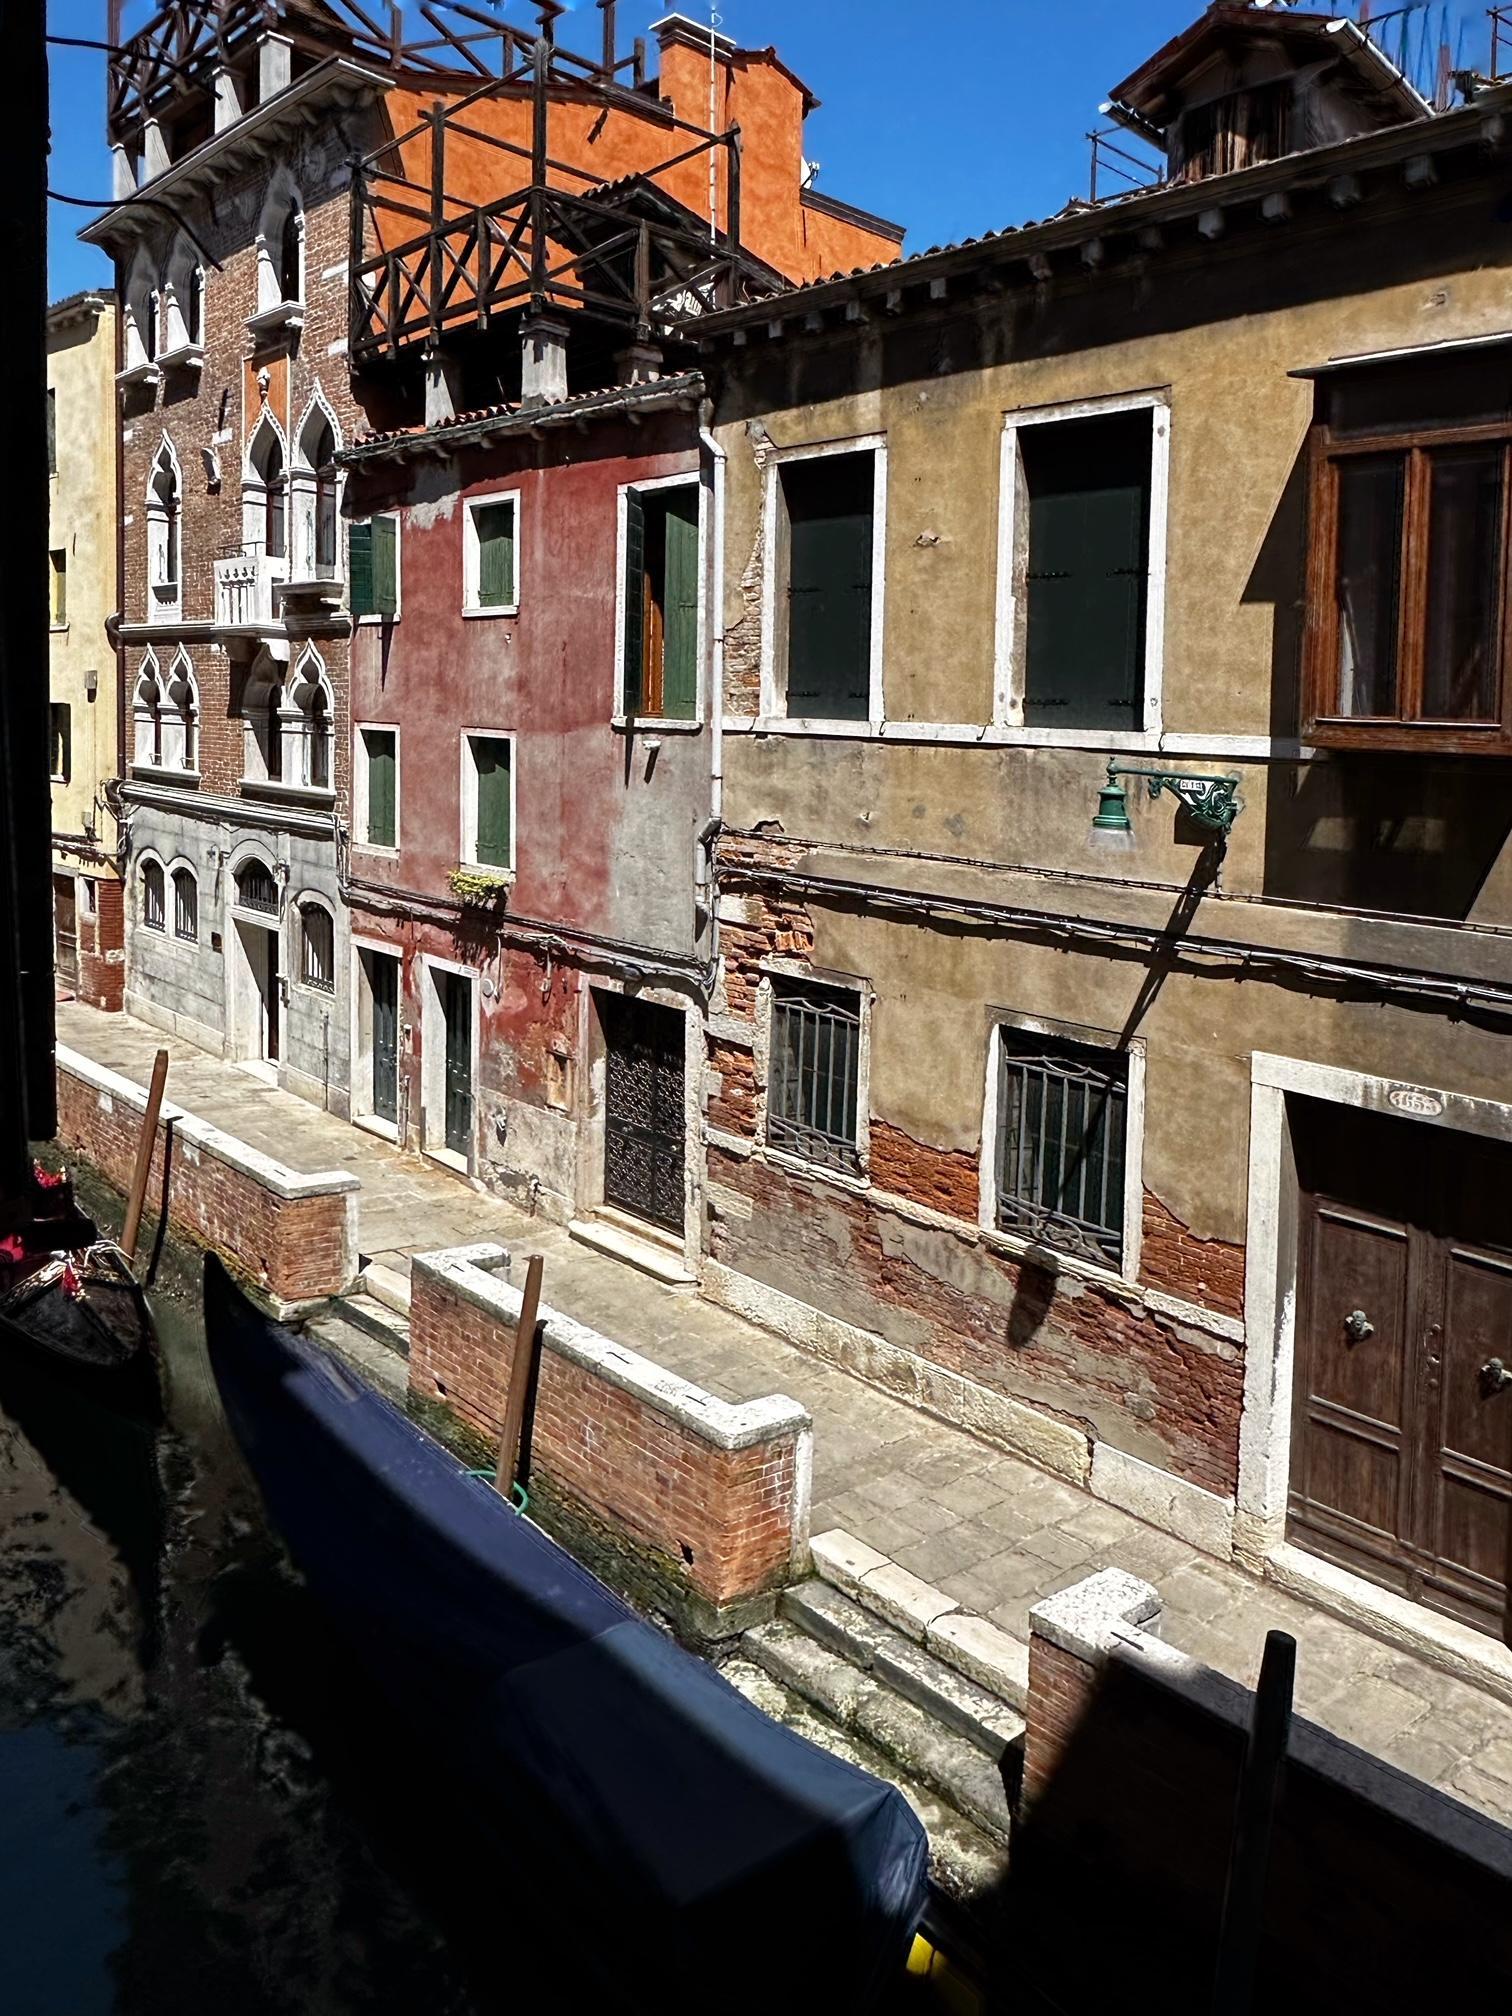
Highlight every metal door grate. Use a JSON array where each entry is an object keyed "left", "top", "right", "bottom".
[{"left": 996, "top": 1031, "right": 1127, "bottom": 1265}]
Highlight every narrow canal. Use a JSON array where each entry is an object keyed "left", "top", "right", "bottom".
[{"left": 0, "top": 1174, "right": 542, "bottom": 2016}]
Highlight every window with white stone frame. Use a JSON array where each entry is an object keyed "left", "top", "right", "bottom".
[
  {"left": 133, "top": 652, "right": 164, "bottom": 767},
  {"left": 765, "top": 975, "right": 866, "bottom": 1174},
  {"left": 291, "top": 395, "right": 343, "bottom": 583},
  {"left": 761, "top": 438, "right": 886, "bottom": 725},
  {"left": 981, "top": 1016, "right": 1145, "bottom": 1278},
  {"left": 146, "top": 438, "right": 182, "bottom": 616}
]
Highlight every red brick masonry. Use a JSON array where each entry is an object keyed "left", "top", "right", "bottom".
[
  {"left": 409, "top": 1244, "right": 812, "bottom": 1618},
  {"left": 56, "top": 1048, "right": 360, "bottom": 1312}
]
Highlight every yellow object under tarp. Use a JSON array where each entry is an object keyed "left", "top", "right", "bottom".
[{"left": 905, "top": 1934, "right": 984, "bottom": 2013}]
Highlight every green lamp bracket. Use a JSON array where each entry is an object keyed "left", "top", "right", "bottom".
[{"left": 1094, "top": 760, "right": 1242, "bottom": 837}]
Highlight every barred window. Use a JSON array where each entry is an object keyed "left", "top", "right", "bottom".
[
  {"left": 173, "top": 866, "right": 197, "bottom": 943},
  {"left": 768, "top": 981, "right": 861, "bottom": 1172},
  {"left": 236, "top": 860, "right": 279, "bottom": 916},
  {"left": 996, "top": 1030, "right": 1128, "bottom": 1266},
  {"left": 300, "top": 903, "right": 334, "bottom": 993},
  {"left": 141, "top": 859, "right": 165, "bottom": 932}
]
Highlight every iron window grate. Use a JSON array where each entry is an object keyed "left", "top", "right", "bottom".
[
  {"left": 237, "top": 864, "right": 279, "bottom": 916},
  {"left": 996, "top": 1031, "right": 1128, "bottom": 1266},
  {"left": 768, "top": 983, "right": 861, "bottom": 1173}
]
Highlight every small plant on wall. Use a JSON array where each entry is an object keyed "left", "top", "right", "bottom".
[{"left": 448, "top": 864, "right": 511, "bottom": 908}]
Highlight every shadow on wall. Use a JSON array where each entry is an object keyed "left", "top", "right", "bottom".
[
  {"left": 989, "top": 1655, "right": 1512, "bottom": 2015},
  {"left": 1247, "top": 445, "right": 1512, "bottom": 919}
]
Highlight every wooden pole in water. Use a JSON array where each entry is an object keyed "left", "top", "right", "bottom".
[
  {"left": 496, "top": 1252, "right": 544, "bottom": 1500},
  {"left": 121, "top": 1049, "right": 169, "bottom": 1263},
  {"left": 1212, "top": 1629, "right": 1295, "bottom": 2015}
]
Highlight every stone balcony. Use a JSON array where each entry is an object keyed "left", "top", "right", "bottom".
[{"left": 215, "top": 550, "right": 289, "bottom": 631}]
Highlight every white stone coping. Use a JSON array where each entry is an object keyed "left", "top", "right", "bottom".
[
  {"left": 1029, "top": 1566, "right": 1512, "bottom": 1879},
  {"left": 412, "top": 1243, "right": 811, "bottom": 1455},
  {"left": 57, "top": 1045, "right": 359, "bottom": 1202}
]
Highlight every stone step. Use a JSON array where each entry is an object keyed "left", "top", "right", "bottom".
[
  {"left": 742, "top": 1619, "right": 1018, "bottom": 1843},
  {"left": 360, "top": 1260, "right": 413, "bottom": 1318},
  {"left": 810, "top": 1528, "right": 1030, "bottom": 1709},
  {"left": 336, "top": 1288, "right": 412, "bottom": 1356},
  {"left": 306, "top": 1308, "right": 409, "bottom": 1402},
  {"left": 720, "top": 1656, "right": 1011, "bottom": 1914},
  {"left": 781, "top": 1579, "right": 1023, "bottom": 1760}
]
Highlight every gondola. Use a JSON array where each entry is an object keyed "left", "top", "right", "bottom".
[
  {"left": 204, "top": 1255, "right": 929, "bottom": 2014},
  {"left": 0, "top": 1164, "right": 157, "bottom": 1408}
]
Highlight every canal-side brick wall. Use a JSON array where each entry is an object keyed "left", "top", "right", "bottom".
[
  {"left": 1015, "top": 1571, "right": 1512, "bottom": 2006},
  {"left": 55, "top": 1048, "right": 359, "bottom": 1312},
  {"left": 409, "top": 1244, "right": 812, "bottom": 1637}
]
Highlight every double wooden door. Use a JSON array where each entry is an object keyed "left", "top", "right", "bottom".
[
  {"left": 52, "top": 875, "right": 77, "bottom": 988},
  {"left": 1290, "top": 1101, "right": 1512, "bottom": 1640},
  {"left": 600, "top": 994, "right": 685, "bottom": 1235}
]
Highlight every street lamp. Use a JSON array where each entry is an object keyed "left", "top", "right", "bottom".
[{"left": 1091, "top": 759, "right": 1242, "bottom": 838}]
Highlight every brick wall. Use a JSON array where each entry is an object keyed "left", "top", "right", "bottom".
[
  {"left": 119, "top": 119, "right": 379, "bottom": 811},
  {"left": 1013, "top": 1571, "right": 1512, "bottom": 2011},
  {"left": 55, "top": 1048, "right": 358, "bottom": 1312},
  {"left": 705, "top": 837, "right": 1248, "bottom": 1500},
  {"left": 76, "top": 876, "right": 125, "bottom": 1014},
  {"left": 409, "top": 1245, "right": 811, "bottom": 1634}
]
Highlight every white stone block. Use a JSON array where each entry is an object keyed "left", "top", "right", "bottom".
[
  {"left": 1089, "top": 1441, "right": 1235, "bottom": 1559},
  {"left": 856, "top": 1562, "right": 957, "bottom": 1642},
  {"left": 927, "top": 1611, "right": 1030, "bottom": 1706},
  {"left": 809, "top": 1528, "right": 889, "bottom": 1600}
]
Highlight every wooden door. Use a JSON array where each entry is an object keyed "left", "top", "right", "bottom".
[
  {"left": 1416, "top": 1133, "right": 1512, "bottom": 1633},
  {"left": 600, "top": 994, "right": 684, "bottom": 1234},
  {"left": 52, "top": 875, "right": 77, "bottom": 987},
  {"left": 442, "top": 972, "right": 472, "bottom": 1158},
  {"left": 1291, "top": 1102, "right": 1512, "bottom": 1640},
  {"left": 368, "top": 951, "right": 399, "bottom": 1125}
]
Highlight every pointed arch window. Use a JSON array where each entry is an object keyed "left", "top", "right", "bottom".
[
  {"left": 292, "top": 400, "right": 343, "bottom": 583},
  {"left": 241, "top": 653, "right": 287, "bottom": 785},
  {"left": 133, "top": 654, "right": 164, "bottom": 767},
  {"left": 147, "top": 441, "right": 182, "bottom": 614},
  {"left": 288, "top": 649, "right": 334, "bottom": 791},
  {"left": 164, "top": 651, "right": 200, "bottom": 772},
  {"left": 278, "top": 207, "right": 303, "bottom": 305}
]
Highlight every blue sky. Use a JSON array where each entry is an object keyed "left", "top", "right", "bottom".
[{"left": 47, "top": 0, "right": 1490, "bottom": 299}]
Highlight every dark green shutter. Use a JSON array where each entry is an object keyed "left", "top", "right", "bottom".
[
  {"left": 1022, "top": 409, "right": 1150, "bottom": 730},
  {"left": 784, "top": 453, "right": 873, "bottom": 721},
  {"left": 474, "top": 737, "right": 511, "bottom": 868},
  {"left": 622, "top": 488, "right": 645, "bottom": 714},
  {"left": 46, "top": 389, "right": 56, "bottom": 476},
  {"left": 349, "top": 519, "right": 374, "bottom": 616},
  {"left": 366, "top": 730, "right": 395, "bottom": 847},
  {"left": 372, "top": 515, "right": 398, "bottom": 617},
  {"left": 475, "top": 501, "right": 515, "bottom": 608},
  {"left": 661, "top": 487, "right": 700, "bottom": 719}
]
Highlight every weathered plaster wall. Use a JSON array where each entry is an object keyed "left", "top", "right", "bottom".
[
  {"left": 348, "top": 417, "right": 710, "bottom": 958},
  {"left": 49, "top": 298, "right": 120, "bottom": 861},
  {"left": 701, "top": 176, "right": 1512, "bottom": 1499}
]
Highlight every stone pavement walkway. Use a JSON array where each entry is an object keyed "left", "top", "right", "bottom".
[{"left": 57, "top": 1002, "right": 1512, "bottom": 1828}]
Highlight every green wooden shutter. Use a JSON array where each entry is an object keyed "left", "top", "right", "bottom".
[
  {"left": 366, "top": 730, "right": 396, "bottom": 847},
  {"left": 622, "top": 488, "right": 645, "bottom": 714},
  {"left": 349, "top": 520, "right": 374, "bottom": 616},
  {"left": 372, "top": 515, "right": 398, "bottom": 617},
  {"left": 1022, "top": 410, "right": 1150, "bottom": 731},
  {"left": 785, "top": 453, "right": 873, "bottom": 720},
  {"left": 661, "top": 487, "right": 700, "bottom": 719},
  {"left": 474, "top": 737, "right": 511, "bottom": 867},
  {"left": 46, "top": 389, "right": 56, "bottom": 476},
  {"left": 475, "top": 501, "right": 516, "bottom": 608}
]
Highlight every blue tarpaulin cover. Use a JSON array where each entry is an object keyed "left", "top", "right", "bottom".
[{"left": 205, "top": 1258, "right": 929, "bottom": 2011}]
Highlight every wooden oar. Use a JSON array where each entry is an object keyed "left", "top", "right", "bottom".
[{"left": 120, "top": 1049, "right": 169, "bottom": 1264}]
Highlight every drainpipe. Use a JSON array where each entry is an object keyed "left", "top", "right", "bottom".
[{"left": 696, "top": 397, "right": 726, "bottom": 984}]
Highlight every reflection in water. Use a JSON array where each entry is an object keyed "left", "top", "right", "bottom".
[{"left": 0, "top": 1241, "right": 495, "bottom": 2016}]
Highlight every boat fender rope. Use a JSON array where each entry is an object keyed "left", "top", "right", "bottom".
[{"left": 462, "top": 1467, "right": 529, "bottom": 1515}]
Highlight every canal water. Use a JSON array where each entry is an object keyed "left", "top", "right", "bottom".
[{"left": 0, "top": 1175, "right": 541, "bottom": 2016}]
